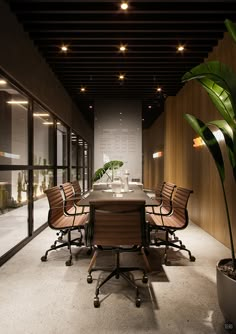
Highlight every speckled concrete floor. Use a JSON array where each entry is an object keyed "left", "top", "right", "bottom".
[{"left": 0, "top": 222, "right": 233, "bottom": 334}]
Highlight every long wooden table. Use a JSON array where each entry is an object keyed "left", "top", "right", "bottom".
[{"left": 78, "top": 184, "right": 157, "bottom": 206}]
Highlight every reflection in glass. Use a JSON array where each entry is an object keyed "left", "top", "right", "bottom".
[
  {"left": 0, "top": 170, "right": 28, "bottom": 256},
  {"left": 33, "top": 103, "right": 54, "bottom": 166},
  {"left": 0, "top": 82, "right": 28, "bottom": 166},
  {"left": 33, "top": 169, "right": 53, "bottom": 231},
  {"left": 57, "top": 169, "right": 68, "bottom": 185},
  {"left": 33, "top": 169, "right": 54, "bottom": 200},
  {"left": 57, "top": 123, "right": 68, "bottom": 166}
]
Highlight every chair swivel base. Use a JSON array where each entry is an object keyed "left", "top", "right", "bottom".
[
  {"left": 41, "top": 230, "right": 84, "bottom": 266},
  {"left": 88, "top": 266, "right": 148, "bottom": 308}
]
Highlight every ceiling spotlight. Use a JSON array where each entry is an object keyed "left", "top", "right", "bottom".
[
  {"left": 156, "top": 87, "right": 162, "bottom": 92},
  {"left": 119, "top": 74, "right": 125, "bottom": 80},
  {"left": 0, "top": 79, "right": 7, "bottom": 85},
  {"left": 119, "top": 44, "right": 127, "bottom": 52},
  {"left": 177, "top": 44, "right": 185, "bottom": 52},
  {"left": 120, "top": 2, "right": 128, "bottom": 10},
  {"left": 89, "top": 105, "right": 93, "bottom": 109},
  {"left": 80, "top": 87, "right": 86, "bottom": 92},
  {"left": 61, "top": 45, "right": 68, "bottom": 52},
  {"left": 148, "top": 105, "right": 152, "bottom": 109}
]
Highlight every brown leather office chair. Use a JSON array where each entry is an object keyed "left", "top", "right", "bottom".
[
  {"left": 147, "top": 186, "right": 195, "bottom": 264},
  {"left": 85, "top": 199, "right": 149, "bottom": 308},
  {"left": 41, "top": 186, "right": 89, "bottom": 266},
  {"left": 146, "top": 181, "right": 176, "bottom": 215}
]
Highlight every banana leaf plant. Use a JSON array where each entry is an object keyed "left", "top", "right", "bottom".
[
  {"left": 92, "top": 160, "right": 124, "bottom": 182},
  {"left": 182, "top": 19, "right": 236, "bottom": 272}
]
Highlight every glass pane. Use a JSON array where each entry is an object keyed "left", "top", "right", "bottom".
[
  {"left": 78, "top": 168, "right": 84, "bottom": 192},
  {"left": 33, "top": 103, "right": 54, "bottom": 166},
  {"left": 0, "top": 170, "right": 28, "bottom": 256},
  {"left": 33, "top": 169, "right": 53, "bottom": 231},
  {"left": 33, "top": 168, "right": 54, "bottom": 199},
  {"left": 0, "top": 78, "right": 28, "bottom": 165},
  {"left": 78, "top": 138, "right": 84, "bottom": 167},
  {"left": 84, "top": 167, "right": 88, "bottom": 191},
  {"left": 71, "top": 132, "right": 77, "bottom": 166},
  {"left": 57, "top": 168, "right": 68, "bottom": 185},
  {"left": 71, "top": 167, "right": 77, "bottom": 180},
  {"left": 57, "top": 122, "right": 68, "bottom": 166}
]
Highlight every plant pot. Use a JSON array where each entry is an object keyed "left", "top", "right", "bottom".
[{"left": 216, "top": 258, "right": 236, "bottom": 328}]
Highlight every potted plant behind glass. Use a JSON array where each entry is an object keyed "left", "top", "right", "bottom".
[{"left": 182, "top": 19, "right": 236, "bottom": 328}]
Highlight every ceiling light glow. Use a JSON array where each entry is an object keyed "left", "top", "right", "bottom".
[
  {"left": 121, "top": 2, "right": 128, "bottom": 10},
  {"left": 0, "top": 80, "right": 7, "bottom": 85},
  {"left": 7, "top": 100, "right": 28, "bottom": 104}
]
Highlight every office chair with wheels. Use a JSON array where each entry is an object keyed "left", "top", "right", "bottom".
[
  {"left": 147, "top": 186, "right": 195, "bottom": 264},
  {"left": 41, "top": 186, "right": 89, "bottom": 266},
  {"left": 85, "top": 199, "right": 149, "bottom": 308},
  {"left": 145, "top": 181, "right": 176, "bottom": 215}
]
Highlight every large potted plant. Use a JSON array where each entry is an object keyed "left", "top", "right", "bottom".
[{"left": 182, "top": 19, "right": 236, "bottom": 328}]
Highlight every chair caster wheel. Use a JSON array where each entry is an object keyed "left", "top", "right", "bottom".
[
  {"left": 51, "top": 245, "right": 56, "bottom": 249},
  {"left": 94, "top": 297, "right": 100, "bottom": 308},
  {"left": 190, "top": 255, "right": 196, "bottom": 262},
  {"left": 136, "top": 298, "right": 141, "bottom": 307},
  {"left": 87, "top": 275, "right": 93, "bottom": 283},
  {"left": 142, "top": 275, "right": 148, "bottom": 283},
  {"left": 87, "top": 248, "right": 92, "bottom": 255},
  {"left": 65, "top": 259, "right": 72, "bottom": 266},
  {"left": 41, "top": 255, "right": 47, "bottom": 262}
]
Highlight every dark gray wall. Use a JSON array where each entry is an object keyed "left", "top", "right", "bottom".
[{"left": 0, "top": 0, "right": 93, "bottom": 144}]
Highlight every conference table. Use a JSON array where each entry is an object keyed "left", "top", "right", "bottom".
[{"left": 78, "top": 184, "right": 157, "bottom": 207}]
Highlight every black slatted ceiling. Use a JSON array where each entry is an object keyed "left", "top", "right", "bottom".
[{"left": 6, "top": 0, "right": 236, "bottom": 128}]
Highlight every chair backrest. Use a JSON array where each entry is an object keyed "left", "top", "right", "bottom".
[
  {"left": 161, "top": 182, "right": 176, "bottom": 202},
  {"left": 44, "top": 186, "right": 65, "bottom": 229},
  {"left": 171, "top": 187, "right": 193, "bottom": 226},
  {"left": 71, "top": 180, "right": 82, "bottom": 197},
  {"left": 87, "top": 199, "right": 147, "bottom": 247},
  {"left": 60, "top": 182, "right": 75, "bottom": 210},
  {"left": 155, "top": 181, "right": 165, "bottom": 198}
]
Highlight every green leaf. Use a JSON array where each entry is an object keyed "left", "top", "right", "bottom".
[
  {"left": 208, "top": 120, "right": 236, "bottom": 181},
  {"left": 103, "top": 160, "right": 124, "bottom": 170},
  {"left": 92, "top": 167, "right": 106, "bottom": 182},
  {"left": 225, "top": 19, "right": 236, "bottom": 44},
  {"left": 184, "top": 114, "right": 225, "bottom": 182},
  {"left": 182, "top": 61, "right": 236, "bottom": 122}
]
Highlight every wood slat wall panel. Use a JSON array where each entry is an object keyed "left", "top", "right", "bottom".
[{"left": 143, "top": 31, "right": 236, "bottom": 249}]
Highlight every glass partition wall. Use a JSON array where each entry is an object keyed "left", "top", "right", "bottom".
[{"left": 0, "top": 73, "right": 91, "bottom": 265}]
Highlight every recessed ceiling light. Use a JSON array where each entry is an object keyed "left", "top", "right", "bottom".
[
  {"left": 119, "top": 74, "right": 125, "bottom": 80},
  {"left": 177, "top": 44, "right": 185, "bottom": 52},
  {"left": 0, "top": 79, "right": 7, "bottom": 85},
  {"left": 61, "top": 45, "right": 68, "bottom": 52},
  {"left": 89, "top": 105, "right": 93, "bottom": 109},
  {"left": 156, "top": 87, "right": 162, "bottom": 92},
  {"left": 119, "top": 44, "right": 127, "bottom": 52},
  {"left": 148, "top": 105, "right": 152, "bottom": 109},
  {"left": 120, "top": 2, "right": 128, "bottom": 10},
  {"left": 80, "top": 87, "right": 86, "bottom": 92}
]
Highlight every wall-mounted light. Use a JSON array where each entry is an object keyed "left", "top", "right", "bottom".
[
  {"left": 153, "top": 151, "right": 163, "bottom": 159},
  {"left": 193, "top": 137, "right": 205, "bottom": 147}
]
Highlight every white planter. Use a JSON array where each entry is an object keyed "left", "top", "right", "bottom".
[{"left": 216, "top": 258, "right": 236, "bottom": 328}]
